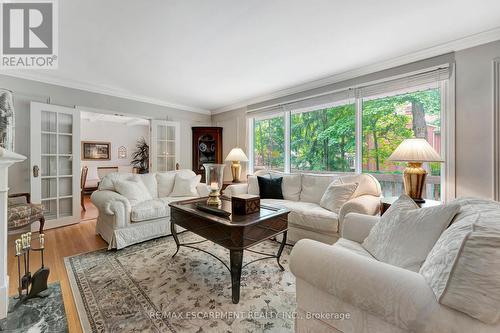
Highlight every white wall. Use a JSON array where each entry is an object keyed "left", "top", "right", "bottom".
[
  {"left": 0, "top": 74, "right": 211, "bottom": 194},
  {"left": 80, "top": 120, "right": 149, "bottom": 173},
  {"left": 214, "top": 40, "right": 500, "bottom": 200}
]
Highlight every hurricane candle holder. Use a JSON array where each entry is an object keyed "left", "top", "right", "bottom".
[{"left": 204, "top": 163, "right": 225, "bottom": 207}]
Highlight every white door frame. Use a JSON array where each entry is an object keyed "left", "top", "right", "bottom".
[{"left": 30, "top": 102, "right": 81, "bottom": 230}]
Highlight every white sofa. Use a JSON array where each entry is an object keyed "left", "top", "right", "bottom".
[
  {"left": 224, "top": 171, "right": 382, "bottom": 245},
  {"left": 91, "top": 169, "right": 209, "bottom": 249},
  {"left": 290, "top": 198, "right": 500, "bottom": 333}
]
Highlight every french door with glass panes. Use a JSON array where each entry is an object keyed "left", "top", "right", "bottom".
[
  {"left": 150, "top": 120, "right": 180, "bottom": 172},
  {"left": 30, "top": 102, "right": 80, "bottom": 230}
]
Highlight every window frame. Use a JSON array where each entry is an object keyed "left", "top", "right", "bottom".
[{"left": 247, "top": 70, "right": 455, "bottom": 201}]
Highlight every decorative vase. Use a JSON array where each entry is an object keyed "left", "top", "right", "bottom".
[{"left": 204, "top": 163, "right": 225, "bottom": 206}]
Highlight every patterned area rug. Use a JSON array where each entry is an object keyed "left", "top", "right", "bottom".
[
  {"left": 0, "top": 282, "right": 68, "bottom": 332},
  {"left": 65, "top": 233, "right": 296, "bottom": 333}
]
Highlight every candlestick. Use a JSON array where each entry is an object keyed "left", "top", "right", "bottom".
[{"left": 15, "top": 239, "right": 21, "bottom": 256}]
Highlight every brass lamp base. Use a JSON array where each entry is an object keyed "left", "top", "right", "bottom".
[
  {"left": 207, "top": 189, "right": 221, "bottom": 207},
  {"left": 403, "top": 162, "right": 427, "bottom": 203},
  {"left": 231, "top": 161, "right": 242, "bottom": 183}
]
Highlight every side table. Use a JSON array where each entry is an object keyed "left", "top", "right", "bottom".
[{"left": 380, "top": 196, "right": 442, "bottom": 215}]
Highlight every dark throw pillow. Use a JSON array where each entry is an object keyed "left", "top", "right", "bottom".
[{"left": 257, "top": 176, "right": 284, "bottom": 199}]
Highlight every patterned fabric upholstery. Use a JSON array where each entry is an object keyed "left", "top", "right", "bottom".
[{"left": 8, "top": 203, "right": 44, "bottom": 229}]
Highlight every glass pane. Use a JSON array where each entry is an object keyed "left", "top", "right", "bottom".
[
  {"left": 157, "top": 125, "right": 167, "bottom": 140},
  {"left": 253, "top": 116, "right": 285, "bottom": 172},
  {"left": 41, "top": 111, "right": 56, "bottom": 132},
  {"left": 58, "top": 113, "right": 72, "bottom": 133},
  {"left": 167, "top": 141, "right": 175, "bottom": 155},
  {"left": 157, "top": 157, "right": 166, "bottom": 172},
  {"left": 362, "top": 87, "right": 442, "bottom": 200},
  {"left": 59, "top": 198, "right": 72, "bottom": 218},
  {"left": 42, "top": 199, "right": 57, "bottom": 220},
  {"left": 41, "top": 178, "right": 57, "bottom": 199},
  {"left": 157, "top": 141, "right": 167, "bottom": 156},
  {"left": 291, "top": 103, "right": 355, "bottom": 172},
  {"left": 59, "top": 177, "right": 72, "bottom": 197},
  {"left": 58, "top": 134, "right": 72, "bottom": 154},
  {"left": 59, "top": 156, "right": 72, "bottom": 176},
  {"left": 41, "top": 133, "right": 57, "bottom": 154},
  {"left": 41, "top": 156, "right": 57, "bottom": 177},
  {"left": 167, "top": 126, "right": 175, "bottom": 140},
  {"left": 167, "top": 157, "right": 175, "bottom": 171},
  {"left": 198, "top": 134, "right": 216, "bottom": 169}
]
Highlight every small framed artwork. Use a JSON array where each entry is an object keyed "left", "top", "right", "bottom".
[
  {"left": 82, "top": 141, "right": 111, "bottom": 160},
  {"left": 118, "top": 146, "right": 127, "bottom": 159}
]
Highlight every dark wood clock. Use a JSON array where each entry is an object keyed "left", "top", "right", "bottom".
[{"left": 192, "top": 127, "right": 223, "bottom": 182}]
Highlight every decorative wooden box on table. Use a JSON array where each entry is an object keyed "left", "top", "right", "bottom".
[{"left": 231, "top": 194, "right": 260, "bottom": 215}]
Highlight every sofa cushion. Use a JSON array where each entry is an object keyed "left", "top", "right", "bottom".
[
  {"left": 130, "top": 199, "right": 168, "bottom": 222},
  {"left": 114, "top": 178, "right": 153, "bottom": 206},
  {"left": 137, "top": 173, "right": 158, "bottom": 198},
  {"left": 170, "top": 174, "right": 201, "bottom": 197},
  {"left": 262, "top": 199, "right": 339, "bottom": 234},
  {"left": 320, "top": 181, "right": 358, "bottom": 213},
  {"left": 257, "top": 176, "right": 284, "bottom": 199},
  {"left": 248, "top": 171, "right": 302, "bottom": 201},
  {"left": 98, "top": 172, "right": 135, "bottom": 191},
  {"left": 156, "top": 171, "right": 176, "bottom": 197},
  {"left": 334, "top": 238, "right": 375, "bottom": 259},
  {"left": 362, "top": 194, "right": 460, "bottom": 272},
  {"left": 300, "top": 173, "right": 339, "bottom": 204}
]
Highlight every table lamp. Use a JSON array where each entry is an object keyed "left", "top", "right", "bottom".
[
  {"left": 225, "top": 148, "right": 248, "bottom": 183},
  {"left": 388, "top": 138, "right": 443, "bottom": 203}
]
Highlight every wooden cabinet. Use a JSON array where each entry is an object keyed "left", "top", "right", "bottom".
[{"left": 192, "top": 127, "right": 223, "bottom": 181}]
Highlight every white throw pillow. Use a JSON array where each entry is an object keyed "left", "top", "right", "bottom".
[
  {"left": 137, "top": 173, "right": 158, "bottom": 198},
  {"left": 156, "top": 171, "right": 177, "bottom": 197},
  {"left": 319, "top": 181, "right": 358, "bottom": 213},
  {"left": 300, "top": 174, "right": 339, "bottom": 204},
  {"left": 170, "top": 174, "right": 201, "bottom": 197},
  {"left": 362, "top": 194, "right": 460, "bottom": 272},
  {"left": 114, "top": 178, "right": 153, "bottom": 206}
]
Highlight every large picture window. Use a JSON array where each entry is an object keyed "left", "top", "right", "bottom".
[
  {"left": 253, "top": 116, "right": 285, "bottom": 172},
  {"left": 291, "top": 103, "right": 355, "bottom": 172},
  {"left": 248, "top": 69, "right": 451, "bottom": 201},
  {"left": 362, "top": 86, "right": 442, "bottom": 200}
]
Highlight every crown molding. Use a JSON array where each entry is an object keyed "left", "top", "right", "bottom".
[
  {"left": 211, "top": 26, "right": 500, "bottom": 114},
  {"left": 0, "top": 72, "right": 211, "bottom": 115}
]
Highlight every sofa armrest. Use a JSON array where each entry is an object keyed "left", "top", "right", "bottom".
[
  {"left": 222, "top": 183, "right": 249, "bottom": 198},
  {"left": 91, "top": 190, "right": 131, "bottom": 228},
  {"left": 196, "top": 183, "right": 210, "bottom": 197},
  {"left": 338, "top": 194, "right": 380, "bottom": 231},
  {"left": 290, "top": 239, "right": 437, "bottom": 331},
  {"left": 341, "top": 213, "right": 379, "bottom": 243}
]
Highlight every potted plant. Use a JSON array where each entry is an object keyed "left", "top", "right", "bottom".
[{"left": 131, "top": 137, "right": 149, "bottom": 174}]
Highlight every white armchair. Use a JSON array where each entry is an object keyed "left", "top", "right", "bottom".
[{"left": 290, "top": 212, "right": 499, "bottom": 333}]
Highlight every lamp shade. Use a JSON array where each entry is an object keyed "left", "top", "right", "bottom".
[
  {"left": 225, "top": 148, "right": 248, "bottom": 162},
  {"left": 388, "top": 138, "right": 443, "bottom": 162}
]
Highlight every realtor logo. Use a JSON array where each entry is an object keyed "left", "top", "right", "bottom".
[{"left": 1, "top": 0, "right": 58, "bottom": 68}]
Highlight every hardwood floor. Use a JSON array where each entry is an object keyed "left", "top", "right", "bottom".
[{"left": 7, "top": 200, "right": 106, "bottom": 333}]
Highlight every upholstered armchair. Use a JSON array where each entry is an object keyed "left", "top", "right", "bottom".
[{"left": 8, "top": 193, "right": 45, "bottom": 234}]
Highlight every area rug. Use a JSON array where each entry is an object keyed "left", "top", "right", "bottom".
[
  {"left": 64, "top": 233, "right": 296, "bottom": 333},
  {"left": 0, "top": 282, "right": 68, "bottom": 332}
]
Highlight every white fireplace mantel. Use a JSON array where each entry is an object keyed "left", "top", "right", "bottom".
[{"left": 0, "top": 148, "right": 26, "bottom": 319}]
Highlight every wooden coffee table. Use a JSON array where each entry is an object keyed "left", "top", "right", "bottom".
[{"left": 169, "top": 197, "right": 290, "bottom": 304}]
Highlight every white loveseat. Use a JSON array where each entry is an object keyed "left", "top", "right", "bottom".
[
  {"left": 224, "top": 171, "right": 382, "bottom": 245},
  {"left": 290, "top": 198, "right": 500, "bottom": 333},
  {"left": 91, "top": 169, "right": 209, "bottom": 249}
]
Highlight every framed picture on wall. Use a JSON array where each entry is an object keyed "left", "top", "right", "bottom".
[{"left": 82, "top": 141, "right": 111, "bottom": 160}]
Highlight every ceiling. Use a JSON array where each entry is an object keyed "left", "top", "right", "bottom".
[
  {"left": 81, "top": 111, "right": 149, "bottom": 126},
  {"left": 6, "top": 0, "right": 500, "bottom": 113}
]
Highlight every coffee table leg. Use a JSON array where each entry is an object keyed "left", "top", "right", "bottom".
[
  {"left": 171, "top": 219, "right": 180, "bottom": 258},
  {"left": 230, "top": 249, "right": 243, "bottom": 304},
  {"left": 276, "top": 231, "right": 287, "bottom": 271}
]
